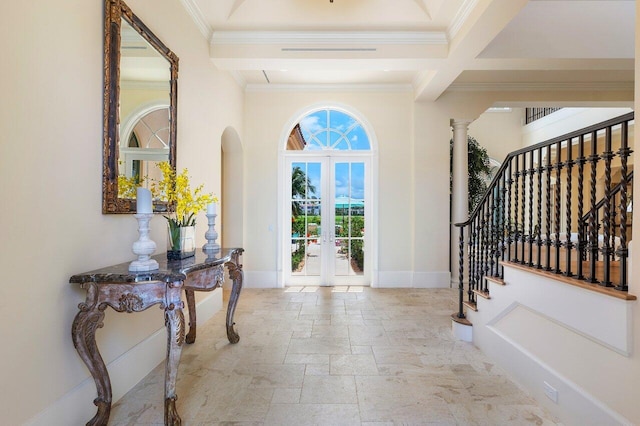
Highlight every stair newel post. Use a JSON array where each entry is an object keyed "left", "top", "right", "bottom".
[
  {"left": 470, "top": 219, "right": 477, "bottom": 292},
  {"left": 564, "top": 138, "right": 575, "bottom": 277},
  {"left": 588, "top": 131, "right": 600, "bottom": 283},
  {"left": 616, "top": 120, "right": 631, "bottom": 291},
  {"left": 536, "top": 147, "right": 544, "bottom": 269},
  {"left": 475, "top": 214, "right": 482, "bottom": 291},
  {"left": 506, "top": 157, "right": 514, "bottom": 263},
  {"left": 544, "top": 144, "right": 553, "bottom": 271},
  {"left": 600, "top": 126, "right": 614, "bottom": 287},
  {"left": 553, "top": 141, "right": 563, "bottom": 274},
  {"left": 576, "top": 135, "right": 586, "bottom": 279},
  {"left": 457, "top": 224, "right": 466, "bottom": 319},
  {"left": 528, "top": 150, "right": 535, "bottom": 266},
  {"left": 513, "top": 154, "right": 520, "bottom": 263},
  {"left": 520, "top": 152, "right": 527, "bottom": 264},
  {"left": 499, "top": 171, "right": 507, "bottom": 279}
]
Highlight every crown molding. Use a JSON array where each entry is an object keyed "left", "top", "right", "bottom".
[
  {"left": 245, "top": 83, "right": 413, "bottom": 93},
  {"left": 447, "top": 81, "right": 634, "bottom": 92},
  {"left": 179, "top": 0, "right": 213, "bottom": 41},
  {"left": 211, "top": 31, "right": 448, "bottom": 46},
  {"left": 447, "top": 0, "right": 480, "bottom": 41}
]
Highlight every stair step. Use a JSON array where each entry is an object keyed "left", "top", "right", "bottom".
[
  {"left": 485, "top": 275, "right": 505, "bottom": 286},
  {"left": 473, "top": 289, "right": 490, "bottom": 299},
  {"left": 463, "top": 301, "right": 478, "bottom": 312},
  {"left": 451, "top": 313, "right": 472, "bottom": 326}
]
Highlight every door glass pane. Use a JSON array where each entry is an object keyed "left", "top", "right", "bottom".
[
  {"left": 334, "top": 162, "right": 365, "bottom": 277},
  {"left": 291, "top": 162, "right": 322, "bottom": 276}
]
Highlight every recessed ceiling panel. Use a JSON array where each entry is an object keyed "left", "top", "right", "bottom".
[{"left": 480, "top": 1, "right": 634, "bottom": 59}]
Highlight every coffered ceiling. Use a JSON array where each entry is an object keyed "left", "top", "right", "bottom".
[{"left": 179, "top": 0, "right": 635, "bottom": 101}]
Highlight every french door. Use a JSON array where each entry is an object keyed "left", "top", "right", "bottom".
[{"left": 285, "top": 155, "right": 370, "bottom": 286}]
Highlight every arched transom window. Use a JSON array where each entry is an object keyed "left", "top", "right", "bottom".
[{"left": 287, "top": 109, "right": 371, "bottom": 151}]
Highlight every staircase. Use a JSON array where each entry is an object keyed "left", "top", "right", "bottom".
[
  {"left": 454, "top": 112, "right": 635, "bottom": 322},
  {"left": 451, "top": 112, "right": 638, "bottom": 425}
]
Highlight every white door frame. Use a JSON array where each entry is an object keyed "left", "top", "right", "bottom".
[{"left": 276, "top": 103, "right": 379, "bottom": 288}]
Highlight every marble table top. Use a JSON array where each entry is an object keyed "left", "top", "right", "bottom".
[{"left": 70, "top": 248, "right": 242, "bottom": 284}]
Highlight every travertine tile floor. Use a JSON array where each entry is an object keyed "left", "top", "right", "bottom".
[{"left": 110, "top": 286, "right": 562, "bottom": 425}]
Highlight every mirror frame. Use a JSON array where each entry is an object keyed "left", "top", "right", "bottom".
[{"left": 103, "top": 0, "right": 178, "bottom": 213}]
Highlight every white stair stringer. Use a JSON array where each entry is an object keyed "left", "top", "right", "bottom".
[{"left": 465, "top": 265, "right": 635, "bottom": 426}]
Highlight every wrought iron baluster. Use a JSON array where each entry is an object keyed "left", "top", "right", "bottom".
[
  {"left": 544, "top": 145, "right": 553, "bottom": 271},
  {"left": 576, "top": 135, "right": 586, "bottom": 279},
  {"left": 588, "top": 131, "right": 599, "bottom": 283},
  {"left": 528, "top": 150, "right": 535, "bottom": 266},
  {"left": 536, "top": 147, "right": 544, "bottom": 269},
  {"left": 513, "top": 155, "right": 520, "bottom": 263},
  {"left": 490, "top": 187, "right": 498, "bottom": 280},
  {"left": 553, "top": 142, "right": 563, "bottom": 274},
  {"left": 616, "top": 120, "right": 631, "bottom": 291},
  {"left": 482, "top": 202, "right": 490, "bottom": 284},
  {"left": 600, "top": 127, "right": 614, "bottom": 287},
  {"left": 520, "top": 152, "right": 527, "bottom": 264},
  {"left": 506, "top": 158, "right": 514, "bottom": 263},
  {"left": 564, "top": 138, "right": 574, "bottom": 277}
]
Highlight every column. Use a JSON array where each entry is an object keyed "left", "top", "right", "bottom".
[{"left": 450, "top": 119, "right": 471, "bottom": 286}]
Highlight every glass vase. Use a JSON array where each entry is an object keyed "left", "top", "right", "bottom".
[{"left": 167, "top": 224, "right": 196, "bottom": 260}]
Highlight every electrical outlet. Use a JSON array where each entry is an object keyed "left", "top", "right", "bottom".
[{"left": 543, "top": 381, "right": 558, "bottom": 403}]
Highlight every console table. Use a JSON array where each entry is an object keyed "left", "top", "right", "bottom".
[{"left": 70, "top": 248, "right": 243, "bottom": 426}]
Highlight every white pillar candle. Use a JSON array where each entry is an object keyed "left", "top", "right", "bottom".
[
  {"left": 137, "top": 187, "right": 153, "bottom": 214},
  {"left": 207, "top": 202, "right": 216, "bottom": 215}
]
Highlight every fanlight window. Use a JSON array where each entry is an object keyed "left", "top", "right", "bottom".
[{"left": 288, "top": 109, "right": 370, "bottom": 151}]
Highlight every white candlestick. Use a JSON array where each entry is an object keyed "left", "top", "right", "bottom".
[
  {"left": 203, "top": 211, "right": 220, "bottom": 255},
  {"left": 207, "top": 202, "right": 216, "bottom": 215},
  {"left": 129, "top": 213, "right": 159, "bottom": 272},
  {"left": 137, "top": 187, "right": 152, "bottom": 214}
]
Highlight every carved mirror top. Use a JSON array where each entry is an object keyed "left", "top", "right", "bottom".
[{"left": 103, "top": 0, "right": 178, "bottom": 214}]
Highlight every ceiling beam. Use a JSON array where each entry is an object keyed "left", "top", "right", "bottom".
[{"left": 414, "top": 0, "right": 528, "bottom": 101}]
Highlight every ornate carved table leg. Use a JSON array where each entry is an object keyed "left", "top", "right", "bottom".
[
  {"left": 164, "top": 281, "right": 185, "bottom": 426},
  {"left": 71, "top": 283, "right": 112, "bottom": 426},
  {"left": 225, "top": 249, "right": 244, "bottom": 344},
  {"left": 184, "top": 289, "right": 197, "bottom": 344}
]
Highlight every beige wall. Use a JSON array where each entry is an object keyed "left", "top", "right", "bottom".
[
  {"left": 0, "top": 1, "right": 243, "bottom": 424},
  {"left": 2, "top": 0, "right": 637, "bottom": 423},
  {"left": 243, "top": 90, "right": 419, "bottom": 285}
]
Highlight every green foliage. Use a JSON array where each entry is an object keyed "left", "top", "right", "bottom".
[
  {"left": 450, "top": 136, "right": 492, "bottom": 213},
  {"left": 291, "top": 241, "right": 305, "bottom": 271},
  {"left": 291, "top": 166, "right": 317, "bottom": 216}
]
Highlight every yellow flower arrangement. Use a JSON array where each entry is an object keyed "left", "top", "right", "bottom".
[
  {"left": 152, "top": 161, "right": 218, "bottom": 228},
  {"left": 149, "top": 162, "right": 218, "bottom": 257}
]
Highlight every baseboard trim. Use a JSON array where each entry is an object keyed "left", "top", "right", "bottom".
[
  {"left": 244, "top": 271, "right": 279, "bottom": 288},
  {"left": 413, "top": 271, "right": 451, "bottom": 288},
  {"left": 376, "top": 271, "right": 413, "bottom": 288},
  {"left": 26, "top": 289, "right": 223, "bottom": 426}
]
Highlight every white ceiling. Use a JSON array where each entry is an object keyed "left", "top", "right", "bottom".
[{"left": 179, "top": 0, "right": 635, "bottom": 100}]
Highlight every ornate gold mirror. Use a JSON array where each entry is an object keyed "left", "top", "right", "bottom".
[{"left": 103, "top": 0, "right": 178, "bottom": 213}]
